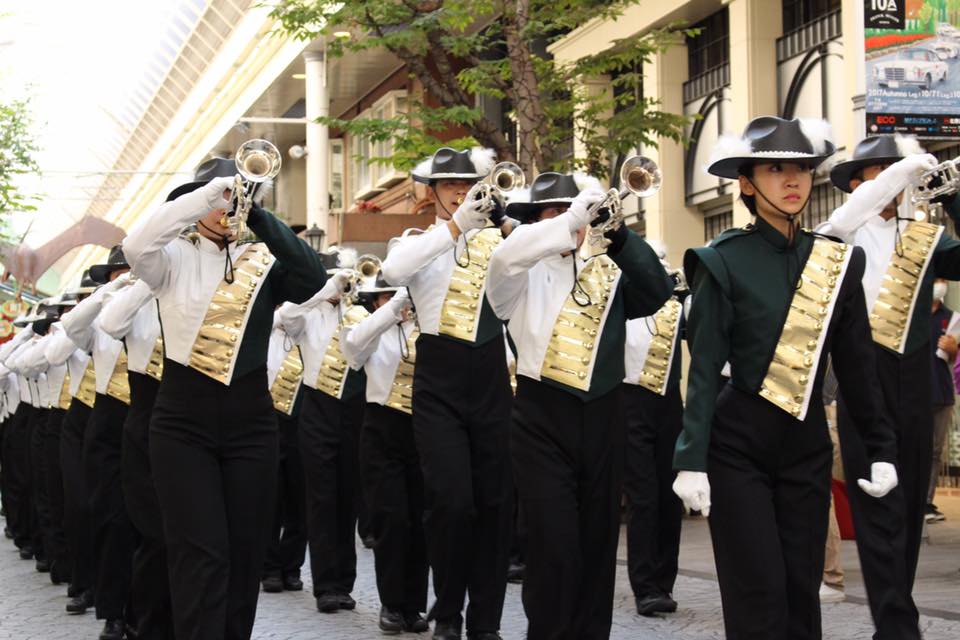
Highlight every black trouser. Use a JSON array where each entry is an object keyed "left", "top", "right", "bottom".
[
  {"left": 43, "top": 407, "right": 70, "bottom": 581},
  {"left": 150, "top": 361, "right": 277, "bottom": 640},
  {"left": 263, "top": 410, "right": 307, "bottom": 581},
  {"left": 0, "top": 414, "right": 8, "bottom": 523},
  {"left": 84, "top": 392, "right": 135, "bottom": 621},
  {"left": 6, "top": 403, "right": 36, "bottom": 549},
  {"left": 511, "top": 378, "right": 624, "bottom": 640},
  {"left": 28, "top": 406, "right": 50, "bottom": 559},
  {"left": 60, "top": 399, "right": 94, "bottom": 594},
  {"left": 622, "top": 383, "right": 683, "bottom": 600},
  {"left": 837, "top": 344, "right": 929, "bottom": 640},
  {"left": 122, "top": 372, "right": 174, "bottom": 640},
  {"left": 360, "top": 403, "right": 428, "bottom": 614},
  {"left": 299, "top": 387, "right": 362, "bottom": 596},
  {"left": 412, "top": 335, "right": 512, "bottom": 633},
  {"left": 709, "top": 385, "right": 832, "bottom": 640}
]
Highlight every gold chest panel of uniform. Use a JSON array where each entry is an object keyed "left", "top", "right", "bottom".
[
  {"left": 145, "top": 336, "right": 164, "bottom": 382},
  {"left": 75, "top": 361, "right": 98, "bottom": 409},
  {"left": 386, "top": 325, "right": 419, "bottom": 415},
  {"left": 270, "top": 346, "right": 304, "bottom": 416},
  {"left": 189, "top": 245, "right": 276, "bottom": 384},
  {"left": 759, "top": 238, "right": 849, "bottom": 418},
  {"left": 57, "top": 373, "right": 72, "bottom": 411},
  {"left": 439, "top": 227, "right": 502, "bottom": 342},
  {"left": 870, "top": 221, "right": 941, "bottom": 354},
  {"left": 636, "top": 299, "right": 682, "bottom": 395},
  {"left": 541, "top": 255, "right": 620, "bottom": 392},
  {"left": 316, "top": 304, "right": 370, "bottom": 399},
  {"left": 106, "top": 347, "right": 131, "bottom": 406}
]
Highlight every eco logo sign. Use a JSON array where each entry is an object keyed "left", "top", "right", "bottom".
[{"left": 865, "top": 0, "right": 905, "bottom": 29}]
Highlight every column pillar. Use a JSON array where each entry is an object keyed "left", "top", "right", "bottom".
[
  {"left": 842, "top": 0, "right": 866, "bottom": 150},
  {"left": 304, "top": 49, "right": 329, "bottom": 246},
  {"left": 642, "top": 40, "right": 702, "bottom": 271},
  {"left": 723, "top": 0, "right": 783, "bottom": 226}
]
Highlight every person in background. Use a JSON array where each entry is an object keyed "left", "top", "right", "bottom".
[{"left": 928, "top": 277, "right": 957, "bottom": 523}]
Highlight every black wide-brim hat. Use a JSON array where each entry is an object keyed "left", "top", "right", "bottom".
[
  {"left": 89, "top": 244, "right": 130, "bottom": 285},
  {"left": 829, "top": 135, "right": 918, "bottom": 193},
  {"left": 166, "top": 156, "right": 238, "bottom": 202},
  {"left": 505, "top": 173, "right": 581, "bottom": 223},
  {"left": 412, "top": 147, "right": 487, "bottom": 184},
  {"left": 707, "top": 116, "right": 836, "bottom": 180},
  {"left": 65, "top": 269, "right": 99, "bottom": 296}
]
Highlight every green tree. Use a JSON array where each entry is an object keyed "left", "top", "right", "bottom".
[
  {"left": 270, "top": 0, "right": 694, "bottom": 179},
  {"left": 0, "top": 96, "right": 40, "bottom": 221},
  {"left": 920, "top": 2, "right": 936, "bottom": 32}
]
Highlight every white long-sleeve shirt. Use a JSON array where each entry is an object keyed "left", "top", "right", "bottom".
[
  {"left": 99, "top": 279, "right": 161, "bottom": 375},
  {"left": 277, "top": 299, "right": 340, "bottom": 390},
  {"left": 62, "top": 286, "right": 124, "bottom": 395},
  {"left": 44, "top": 324, "right": 92, "bottom": 398},
  {"left": 342, "top": 299, "right": 413, "bottom": 407}
]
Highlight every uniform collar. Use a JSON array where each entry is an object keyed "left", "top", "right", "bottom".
[
  {"left": 196, "top": 234, "right": 245, "bottom": 257},
  {"left": 754, "top": 215, "right": 794, "bottom": 250}
]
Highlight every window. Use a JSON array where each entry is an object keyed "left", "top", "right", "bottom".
[
  {"left": 704, "top": 209, "right": 733, "bottom": 242},
  {"left": 349, "top": 90, "right": 408, "bottom": 201},
  {"left": 782, "top": 0, "right": 841, "bottom": 34},
  {"left": 330, "top": 140, "right": 344, "bottom": 212},
  {"left": 687, "top": 9, "right": 729, "bottom": 80}
]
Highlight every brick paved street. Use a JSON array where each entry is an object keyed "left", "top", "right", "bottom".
[{"left": 2, "top": 507, "right": 960, "bottom": 639}]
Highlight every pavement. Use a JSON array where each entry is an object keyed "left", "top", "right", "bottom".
[{"left": 2, "top": 496, "right": 960, "bottom": 639}]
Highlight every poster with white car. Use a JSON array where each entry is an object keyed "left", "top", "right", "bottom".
[{"left": 865, "top": 0, "right": 960, "bottom": 138}]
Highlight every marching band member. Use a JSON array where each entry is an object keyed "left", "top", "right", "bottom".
[
  {"left": 673, "top": 117, "right": 898, "bottom": 639},
  {"left": 621, "top": 242, "right": 687, "bottom": 617},
  {"left": 487, "top": 171, "right": 673, "bottom": 639},
  {"left": 276, "top": 257, "right": 364, "bottom": 614},
  {"left": 97, "top": 274, "right": 173, "bottom": 640},
  {"left": 817, "top": 134, "right": 960, "bottom": 640},
  {"left": 61, "top": 252, "right": 136, "bottom": 640},
  {"left": 341, "top": 278, "right": 430, "bottom": 635},
  {"left": 381, "top": 147, "right": 513, "bottom": 640},
  {"left": 122, "top": 157, "right": 325, "bottom": 640},
  {"left": 261, "top": 310, "right": 307, "bottom": 595}
]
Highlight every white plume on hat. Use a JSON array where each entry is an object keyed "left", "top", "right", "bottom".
[
  {"left": 412, "top": 156, "right": 433, "bottom": 180},
  {"left": 704, "top": 133, "right": 753, "bottom": 175},
  {"left": 572, "top": 172, "right": 602, "bottom": 192},
  {"left": 469, "top": 147, "right": 497, "bottom": 177},
  {"left": 336, "top": 247, "right": 358, "bottom": 269},
  {"left": 894, "top": 133, "right": 925, "bottom": 157},
  {"left": 798, "top": 118, "right": 834, "bottom": 156},
  {"left": 504, "top": 185, "right": 531, "bottom": 205}
]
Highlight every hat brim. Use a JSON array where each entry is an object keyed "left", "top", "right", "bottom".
[
  {"left": 829, "top": 156, "right": 904, "bottom": 193},
  {"left": 166, "top": 180, "right": 208, "bottom": 202},
  {"left": 412, "top": 172, "right": 484, "bottom": 185},
  {"left": 506, "top": 197, "right": 576, "bottom": 224},
  {"left": 89, "top": 262, "right": 130, "bottom": 285},
  {"left": 708, "top": 151, "right": 834, "bottom": 180}
]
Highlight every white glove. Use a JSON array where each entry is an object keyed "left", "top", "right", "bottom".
[
  {"left": 672, "top": 470, "right": 711, "bottom": 517},
  {"left": 106, "top": 272, "right": 132, "bottom": 290},
  {"left": 564, "top": 187, "right": 606, "bottom": 232},
  {"left": 451, "top": 192, "right": 492, "bottom": 233},
  {"left": 388, "top": 288, "right": 411, "bottom": 320},
  {"left": 894, "top": 153, "right": 938, "bottom": 183},
  {"left": 330, "top": 270, "right": 354, "bottom": 295},
  {"left": 199, "top": 176, "right": 235, "bottom": 212},
  {"left": 857, "top": 461, "right": 898, "bottom": 498}
]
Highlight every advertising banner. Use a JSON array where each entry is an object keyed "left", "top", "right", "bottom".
[{"left": 865, "top": 0, "right": 960, "bottom": 138}]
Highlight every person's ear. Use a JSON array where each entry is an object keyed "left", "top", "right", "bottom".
[
  {"left": 849, "top": 178, "right": 862, "bottom": 192},
  {"left": 738, "top": 175, "right": 755, "bottom": 196}
]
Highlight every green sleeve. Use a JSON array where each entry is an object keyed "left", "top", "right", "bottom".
[
  {"left": 247, "top": 205, "right": 327, "bottom": 304},
  {"left": 610, "top": 230, "right": 674, "bottom": 319},
  {"left": 933, "top": 229, "right": 960, "bottom": 281},
  {"left": 673, "top": 255, "right": 733, "bottom": 472}
]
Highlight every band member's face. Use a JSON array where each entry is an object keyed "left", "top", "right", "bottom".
[
  {"left": 432, "top": 179, "right": 476, "bottom": 220},
  {"left": 738, "top": 162, "right": 813, "bottom": 217},
  {"left": 372, "top": 292, "right": 395, "bottom": 310},
  {"left": 198, "top": 207, "right": 237, "bottom": 242},
  {"left": 108, "top": 268, "right": 130, "bottom": 282}
]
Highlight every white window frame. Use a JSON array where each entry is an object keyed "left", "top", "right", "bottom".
[{"left": 350, "top": 90, "right": 408, "bottom": 201}]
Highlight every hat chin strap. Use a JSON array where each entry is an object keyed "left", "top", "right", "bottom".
[{"left": 198, "top": 220, "right": 236, "bottom": 284}]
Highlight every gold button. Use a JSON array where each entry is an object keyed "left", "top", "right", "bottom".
[
  {"left": 791, "top": 407, "right": 801, "bottom": 417},
  {"left": 577, "top": 372, "right": 586, "bottom": 380},
  {"left": 230, "top": 336, "right": 238, "bottom": 343}
]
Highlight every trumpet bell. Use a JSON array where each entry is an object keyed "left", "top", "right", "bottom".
[
  {"left": 236, "top": 139, "right": 282, "bottom": 183},
  {"left": 490, "top": 162, "right": 525, "bottom": 193},
  {"left": 620, "top": 156, "right": 661, "bottom": 198},
  {"left": 356, "top": 254, "right": 382, "bottom": 279}
]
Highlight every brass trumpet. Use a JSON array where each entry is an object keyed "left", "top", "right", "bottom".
[
  {"left": 580, "top": 156, "right": 662, "bottom": 260},
  {"left": 910, "top": 155, "right": 960, "bottom": 220},
  {"left": 221, "top": 139, "right": 282, "bottom": 238},
  {"left": 455, "top": 162, "right": 526, "bottom": 214}
]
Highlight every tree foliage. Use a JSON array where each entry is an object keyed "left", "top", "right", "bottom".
[
  {"left": 270, "top": 0, "right": 695, "bottom": 179},
  {"left": 0, "top": 96, "right": 40, "bottom": 221}
]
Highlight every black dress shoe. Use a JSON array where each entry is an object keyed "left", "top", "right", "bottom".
[
  {"left": 635, "top": 593, "right": 678, "bottom": 616},
  {"left": 99, "top": 618, "right": 125, "bottom": 640},
  {"left": 67, "top": 583, "right": 83, "bottom": 598},
  {"left": 283, "top": 574, "right": 303, "bottom": 591},
  {"left": 261, "top": 574, "right": 284, "bottom": 593},
  {"left": 3, "top": 526, "right": 12, "bottom": 539},
  {"left": 18, "top": 546, "right": 33, "bottom": 560},
  {"left": 316, "top": 592, "right": 340, "bottom": 613},
  {"left": 403, "top": 612, "right": 429, "bottom": 633},
  {"left": 66, "top": 590, "right": 94, "bottom": 614},
  {"left": 379, "top": 607, "right": 404, "bottom": 634},
  {"left": 35, "top": 558, "right": 51, "bottom": 573},
  {"left": 338, "top": 592, "right": 356, "bottom": 610},
  {"left": 432, "top": 620, "right": 462, "bottom": 640},
  {"left": 467, "top": 633, "right": 503, "bottom": 640},
  {"left": 49, "top": 562, "right": 71, "bottom": 585}
]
